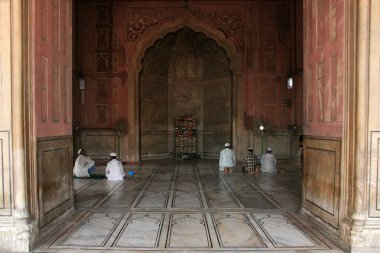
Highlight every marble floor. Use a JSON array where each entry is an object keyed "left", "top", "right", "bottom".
[{"left": 34, "top": 159, "right": 346, "bottom": 253}]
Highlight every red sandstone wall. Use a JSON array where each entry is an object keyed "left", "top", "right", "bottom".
[
  {"left": 75, "top": 2, "right": 127, "bottom": 130},
  {"left": 34, "top": 0, "right": 73, "bottom": 137},
  {"left": 75, "top": 0, "right": 301, "bottom": 131},
  {"left": 303, "top": 0, "right": 344, "bottom": 138}
]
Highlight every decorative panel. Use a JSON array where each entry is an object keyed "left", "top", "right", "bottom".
[
  {"left": 330, "top": 55, "right": 337, "bottom": 121},
  {"left": 96, "top": 4, "right": 108, "bottom": 24},
  {"left": 316, "top": 0, "right": 325, "bottom": 49},
  {"left": 303, "top": 137, "right": 341, "bottom": 228},
  {"left": 96, "top": 28, "right": 108, "bottom": 49},
  {"left": 330, "top": 1, "right": 337, "bottom": 41},
  {"left": 0, "top": 132, "right": 11, "bottom": 215},
  {"left": 52, "top": 0, "right": 60, "bottom": 51},
  {"left": 37, "top": 137, "right": 73, "bottom": 228},
  {"left": 263, "top": 50, "right": 276, "bottom": 71},
  {"left": 52, "top": 63, "right": 60, "bottom": 122},
  {"left": 35, "top": 0, "right": 72, "bottom": 137},
  {"left": 96, "top": 79, "right": 108, "bottom": 99},
  {"left": 62, "top": 66, "right": 68, "bottom": 123},
  {"left": 83, "top": 132, "right": 119, "bottom": 159},
  {"left": 316, "top": 61, "right": 325, "bottom": 121},
  {"left": 304, "top": 0, "right": 344, "bottom": 137},
  {"left": 96, "top": 104, "right": 108, "bottom": 125},
  {"left": 41, "top": 56, "right": 48, "bottom": 122},
  {"left": 370, "top": 132, "right": 380, "bottom": 217},
  {"left": 96, "top": 53, "right": 108, "bottom": 73},
  {"left": 41, "top": 0, "right": 48, "bottom": 42},
  {"left": 62, "top": 0, "right": 68, "bottom": 55},
  {"left": 307, "top": 66, "right": 313, "bottom": 122}
]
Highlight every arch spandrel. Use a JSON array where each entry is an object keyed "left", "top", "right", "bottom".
[{"left": 127, "top": 17, "right": 243, "bottom": 75}]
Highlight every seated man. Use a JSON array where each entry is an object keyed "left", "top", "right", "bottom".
[
  {"left": 242, "top": 148, "right": 260, "bottom": 173},
  {"left": 105, "top": 152, "right": 125, "bottom": 181},
  {"left": 260, "top": 147, "right": 277, "bottom": 173},
  {"left": 219, "top": 143, "right": 236, "bottom": 173},
  {"left": 73, "top": 148, "right": 95, "bottom": 177}
]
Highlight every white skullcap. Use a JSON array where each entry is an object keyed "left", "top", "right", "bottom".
[
  {"left": 77, "top": 148, "right": 83, "bottom": 155},
  {"left": 267, "top": 147, "right": 272, "bottom": 152},
  {"left": 110, "top": 152, "right": 117, "bottom": 157},
  {"left": 225, "top": 143, "right": 230, "bottom": 147}
]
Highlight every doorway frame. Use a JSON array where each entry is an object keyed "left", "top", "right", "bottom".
[{"left": 125, "top": 17, "right": 245, "bottom": 162}]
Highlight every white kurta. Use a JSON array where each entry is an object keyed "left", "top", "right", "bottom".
[
  {"left": 260, "top": 153, "right": 277, "bottom": 173},
  {"left": 105, "top": 159, "right": 125, "bottom": 181},
  {"left": 219, "top": 148, "right": 236, "bottom": 171},
  {"left": 73, "top": 155, "right": 95, "bottom": 177}
]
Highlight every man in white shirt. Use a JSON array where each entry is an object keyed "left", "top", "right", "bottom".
[
  {"left": 219, "top": 143, "right": 236, "bottom": 173},
  {"left": 73, "top": 148, "right": 95, "bottom": 177},
  {"left": 260, "top": 147, "right": 277, "bottom": 173},
  {"left": 105, "top": 152, "right": 125, "bottom": 181}
]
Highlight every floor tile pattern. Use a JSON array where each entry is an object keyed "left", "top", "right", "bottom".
[{"left": 35, "top": 159, "right": 345, "bottom": 253}]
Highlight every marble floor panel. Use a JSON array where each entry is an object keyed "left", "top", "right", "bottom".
[{"left": 34, "top": 159, "right": 346, "bottom": 253}]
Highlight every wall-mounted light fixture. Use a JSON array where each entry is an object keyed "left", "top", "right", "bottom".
[
  {"left": 79, "top": 78, "right": 85, "bottom": 90},
  {"left": 79, "top": 78, "right": 85, "bottom": 104},
  {"left": 287, "top": 69, "right": 303, "bottom": 90},
  {"left": 287, "top": 77, "right": 293, "bottom": 89}
]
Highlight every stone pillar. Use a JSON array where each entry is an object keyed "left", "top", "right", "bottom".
[
  {"left": 232, "top": 72, "right": 245, "bottom": 160},
  {"left": 350, "top": 0, "right": 380, "bottom": 252},
  {"left": 0, "top": 0, "right": 36, "bottom": 251},
  {"left": 127, "top": 71, "right": 139, "bottom": 162}
]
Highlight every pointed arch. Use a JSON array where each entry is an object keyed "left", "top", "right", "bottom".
[{"left": 126, "top": 17, "right": 245, "bottom": 162}]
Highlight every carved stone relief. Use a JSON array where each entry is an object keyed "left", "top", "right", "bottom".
[
  {"left": 52, "top": 63, "right": 60, "bottom": 122},
  {"left": 307, "top": 66, "right": 313, "bottom": 122},
  {"left": 96, "top": 53, "right": 108, "bottom": 73},
  {"left": 96, "top": 79, "right": 108, "bottom": 99},
  {"left": 316, "top": 0, "right": 325, "bottom": 49},
  {"left": 96, "top": 4, "right": 108, "bottom": 24},
  {"left": 52, "top": 0, "right": 60, "bottom": 51},
  {"left": 317, "top": 61, "right": 325, "bottom": 121},
  {"left": 112, "top": 53, "right": 118, "bottom": 73},
  {"left": 140, "top": 28, "right": 231, "bottom": 156},
  {"left": 97, "top": 29, "right": 108, "bottom": 49},
  {"left": 96, "top": 104, "right": 108, "bottom": 125},
  {"left": 127, "top": 5, "right": 245, "bottom": 54},
  {"left": 330, "top": 55, "right": 337, "bottom": 121},
  {"left": 41, "top": 56, "right": 48, "bottom": 122},
  {"left": 41, "top": 0, "right": 48, "bottom": 42},
  {"left": 113, "top": 29, "right": 119, "bottom": 49},
  {"left": 263, "top": 50, "right": 276, "bottom": 71}
]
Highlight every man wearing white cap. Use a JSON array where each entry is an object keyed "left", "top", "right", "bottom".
[
  {"left": 260, "top": 147, "right": 277, "bottom": 173},
  {"left": 219, "top": 143, "right": 236, "bottom": 173},
  {"left": 73, "top": 148, "right": 96, "bottom": 177},
  {"left": 105, "top": 152, "right": 125, "bottom": 181}
]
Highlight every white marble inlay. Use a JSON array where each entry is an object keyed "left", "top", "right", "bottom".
[
  {"left": 175, "top": 180, "right": 198, "bottom": 191},
  {"left": 213, "top": 213, "right": 265, "bottom": 248},
  {"left": 62, "top": 212, "right": 123, "bottom": 246},
  {"left": 114, "top": 213, "right": 163, "bottom": 248},
  {"left": 173, "top": 191, "right": 202, "bottom": 208},
  {"left": 205, "top": 191, "right": 239, "bottom": 208},
  {"left": 167, "top": 213, "right": 210, "bottom": 248},
  {"left": 100, "top": 192, "right": 138, "bottom": 208},
  {"left": 253, "top": 213, "right": 316, "bottom": 247},
  {"left": 137, "top": 192, "right": 169, "bottom": 208},
  {"left": 147, "top": 181, "right": 172, "bottom": 191}
]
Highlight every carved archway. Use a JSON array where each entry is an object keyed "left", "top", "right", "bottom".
[{"left": 126, "top": 17, "right": 245, "bottom": 162}]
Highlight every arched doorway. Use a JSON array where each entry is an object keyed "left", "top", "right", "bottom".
[
  {"left": 126, "top": 20, "right": 244, "bottom": 162},
  {"left": 139, "top": 27, "right": 232, "bottom": 159}
]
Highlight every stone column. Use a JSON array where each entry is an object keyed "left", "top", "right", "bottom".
[
  {"left": 0, "top": 0, "right": 36, "bottom": 252},
  {"left": 350, "top": 0, "right": 380, "bottom": 252},
  {"left": 127, "top": 71, "right": 139, "bottom": 162}
]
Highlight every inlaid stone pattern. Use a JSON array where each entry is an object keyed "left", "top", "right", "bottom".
[{"left": 42, "top": 160, "right": 343, "bottom": 252}]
